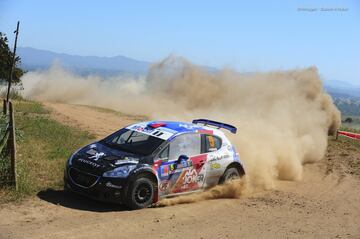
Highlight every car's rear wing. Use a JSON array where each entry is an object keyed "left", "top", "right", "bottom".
[{"left": 192, "top": 119, "right": 237, "bottom": 134}]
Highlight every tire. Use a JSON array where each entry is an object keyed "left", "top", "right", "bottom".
[
  {"left": 126, "top": 176, "right": 155, "bottom": 210},
  {"left": 220, "top": 167, "right": 241, "bottom": 184}
]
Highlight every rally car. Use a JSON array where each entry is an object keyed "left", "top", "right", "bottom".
[{"left": 64, "top": 119, "right": 245, "bottom": 209}]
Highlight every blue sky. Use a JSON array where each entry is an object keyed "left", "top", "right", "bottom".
[{"left": 1, "top": 0, "right": 359, "bottom": 85}]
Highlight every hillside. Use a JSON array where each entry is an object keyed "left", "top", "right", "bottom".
[
  {"left": 331, "top": 93, "right": 360, "bottom": 116},
  {"left": 17, "top": 47, "right": 150, "bottom": 76}
]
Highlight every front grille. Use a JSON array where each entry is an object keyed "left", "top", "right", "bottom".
[{"left": 69, "top": 167, "right": 99, "bottom": 188}]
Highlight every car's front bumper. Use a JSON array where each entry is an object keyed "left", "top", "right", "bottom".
[{"left": 64, "top": 166, "right": 129, "bottom": 204}]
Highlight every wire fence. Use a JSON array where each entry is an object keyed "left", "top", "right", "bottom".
[{"left": 0, "top": 100, "right": 17, "bottom": 189}]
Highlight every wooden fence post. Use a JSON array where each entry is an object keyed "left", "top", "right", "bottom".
[
  {"left": 9, "top": 101, "right": 17, "bottom": 190},
  {"left": 3, "top": 99, "right": 8, "bottom": 115},
  {"left": 6, "top": 21, "right": 20, "bottom": 102}
]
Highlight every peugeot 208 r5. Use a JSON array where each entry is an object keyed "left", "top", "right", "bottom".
[{"left": 64, "top": 119, "right": 245, "bottom": 209}]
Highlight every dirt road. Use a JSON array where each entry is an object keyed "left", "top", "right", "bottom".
[
  {"left": 42, "top": 102, "right": 146, "bottom": 139},
  {"left": 0, "top": 103, "right": 359, "bottom": 239}
]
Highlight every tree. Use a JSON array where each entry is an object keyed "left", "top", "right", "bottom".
[{"left": 0, "top": 32, "right": 24, "bottom": 85}]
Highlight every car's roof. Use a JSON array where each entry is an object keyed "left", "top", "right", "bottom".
[{"left": 126, "top": 121, "right": 222, "bottom": 141}]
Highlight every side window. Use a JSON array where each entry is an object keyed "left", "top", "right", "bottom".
[
  {"left": 204, "top": 135, "right": 222, "bottom": 152},
  {"left": 169, "top": 134, "right": 201, "bottom": 160},
  {"left": 158, "top": 146, "right": 169, "bottom": 161}
]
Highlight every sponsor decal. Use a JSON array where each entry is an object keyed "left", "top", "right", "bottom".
[
  {"left": 198, "top": 129, "right": 213, "bottom": 135},
  {"left": 127, "top": 124, "right": 173, "bottom": 140},
  {"left": 130, "top": 125, "right": 154, "bottom": 134},
  {"left": 190, "top": 154, "right": 207, "bottom": 165},
  {"left": 208, "top": 153, "right": 229, "bottom": 162},
  {"left": 133, "top": 166, "right": 148, "bottom": 174},
  {"left": 183, "top": 169, "right": 204, "bottom": 185},
  {"left": 159, "top": 180, "right": 170, "bottom": 191},
  {"left": 152, "top": 130, "right": 164, "bottom": 137},
  {"left": 105, "top": 181, "right": 122, "bottom": 189},
  {"left": 178, "top": 159, "right": 192, "bottom": 169},
  {"left": 158, "top": 127, "right": 177, "bottom": 134},
  {"left": 114, "top": 158, "right": 139, "bottom": 165},
  {"left": 152, "top": 160, "right": 162, "bottom": 171},
  {"left": 169, "top": 164, "right": 176, "bottom": 172},
  {"left": 161, "top": 165, "right": 169, "bottom": 177},
  {"left": 77, "top": 158, "right": 101, "bottom": 168},
  {"left": 178, "top": 123, "right": 199, "bottom": 130},
  {"left": 171, "top": 168, "right": 201, "bottom": 193},
  {"left": 210, "top": 163, "right": 221, "bottom": 169}
]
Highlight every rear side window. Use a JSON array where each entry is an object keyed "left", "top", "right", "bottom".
[
  {"left": 204, "top": 135, "right": 222, "bottom": 152},
  {"left": 169, "top": 134, "right": 201, "bottom": 160}
]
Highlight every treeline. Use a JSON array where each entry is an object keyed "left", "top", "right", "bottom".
[{"left": 0, "top": 32, "right": 24, "bottom": 86}]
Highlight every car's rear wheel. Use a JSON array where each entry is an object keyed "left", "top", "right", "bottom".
[
  {"left": 126, "top": 176, "right": 155, "bottom": 210},
  {"left": 221, "top": 167, "right": 241, "bottom": 183}
]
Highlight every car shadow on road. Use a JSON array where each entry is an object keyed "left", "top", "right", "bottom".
[{"left": 37, "top": 189, "right": 128, "bottom": 212}]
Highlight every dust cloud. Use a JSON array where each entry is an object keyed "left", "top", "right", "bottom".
[{"left": 21, "top": 57, "right": 341, "bottom": 202}]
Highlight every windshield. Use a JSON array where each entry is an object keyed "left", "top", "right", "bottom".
[{"left": 101, "top": 128, "right": 165, "bottom": 156}]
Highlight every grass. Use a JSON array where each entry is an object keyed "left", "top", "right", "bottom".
[{"left": 0, "top": 100, "right": 95, "bottom": 204}]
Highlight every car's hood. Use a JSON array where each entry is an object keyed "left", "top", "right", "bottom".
[{"left": 71, "top": 142, "right": 143, "bottom": 175}]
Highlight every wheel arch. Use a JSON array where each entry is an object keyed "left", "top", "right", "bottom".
[
  {"left": 228, "top": 161, "right": 245, "bottom": 176},
  {"left": 218, "top": 161, "right": 245, "bottom": 184},
  {"left": 126, "top": 168, "right": 159, "bottom": 203}
]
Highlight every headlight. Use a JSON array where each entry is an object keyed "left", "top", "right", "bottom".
[{"left": 103, "top": 165, "right": 137, "bottom": 178}]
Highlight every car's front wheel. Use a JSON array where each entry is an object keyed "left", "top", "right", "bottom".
[{"left": 126, "top": 176, "right": 155, "bottom": 210}]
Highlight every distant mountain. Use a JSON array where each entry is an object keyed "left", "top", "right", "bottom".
[
  {"left": 17, "top": 47, "right": 217, "bottom": 76},
  {"left": 17, "top": 47, "right": 150, "bottom": 76},
  {"left": 330, "top": 94, "right": 360, "bottom": 116},
  {"left": 324, "top": 80, "right": 360, "bottom": 98},
  {"left": 324, "top": 81, "right": 360, "bottom": 116}
]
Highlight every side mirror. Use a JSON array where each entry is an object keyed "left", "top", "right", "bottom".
[{"left": 177, "top": 155, "right": 189, "bottom": 164}]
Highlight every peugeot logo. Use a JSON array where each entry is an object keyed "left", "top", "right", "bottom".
[
  {"left": 78, "top": 158, "right": 101, "bottom": 168},
  {"left": 89, "top": 152, "right": 105, "bottom": 161}
]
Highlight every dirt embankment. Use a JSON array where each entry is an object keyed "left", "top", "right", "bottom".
[{"left": 0, "top": 103, "right": 359, "bottom": 239}]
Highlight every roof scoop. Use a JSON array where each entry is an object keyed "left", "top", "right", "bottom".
[{"left": 148, "top": 122, "right": 167, "bottom": 129}]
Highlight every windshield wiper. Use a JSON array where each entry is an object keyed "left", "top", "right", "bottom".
[{"left": 102, "top": 141, "right": 143, "bottom": 155}]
